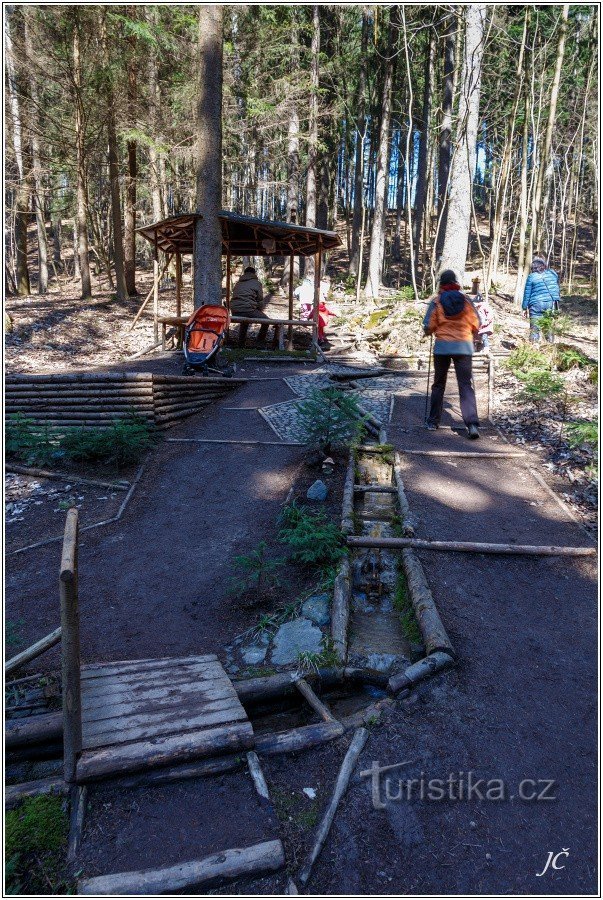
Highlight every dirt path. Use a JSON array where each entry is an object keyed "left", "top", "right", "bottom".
[
  {"left": 301, "top": 373, "right": 597, "bottom": 895},
  {"left": 6, "top": 362, "right": 597, "bottom": 893}
]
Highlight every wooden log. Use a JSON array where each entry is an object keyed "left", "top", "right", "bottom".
[
  {"left": 152, "top": 374, "right": 247, "bottom": 385},
  {"left": 75, "top": 721, "right": 254, "bottom": 782},
  {"left": 341, "top": 454, "right": 356, "bottom": 535},
  {"left": 398, "top": 449, "right": 524, "bottom": 458},
  {"left": 78, "top": 839, "right": 286, "bottom": 895},
  {"left": 127, "top": 338, "right": 164, "bottom": 360},
  {"left": 5, "top": 627, "right": 62, "bottom": 677},
  {"left": 153, "top": 401, "right": 212, "bottom": 416},
  {"left": 163, "top": 437, "right": 303, "bottom": 446},
  {"left": 6, "top": 386, "right": 154, "bottom": 396},
  {"left": 298, "top": 727, "right": 369, "bottom": 886},
  {"left": 6, "top": 373, "right": 152, "bottom": 383},
  {"left": 388, "top": 651, "right": 454, "bottom": 695},
  {"left": 487, "top": 354, "right": 494, "bottom": 420},
  {"left": 67, "top": 784, "right": 87, "bottom": 862},
  {"left": 255, "top": 721, "right": 343, "bottom": 757},
  {"left": 8, "top": 409, "right": 155, "bottom": 421},
  {"left": 5, "top": 465, "right": 129, "bottom": 490},
  {"left": 400, "top": 548, "right": 454, "bottom": 657},
  {"left": 116, "top": 755, "right": 244, "bottom": 788},
  {"left": 246, "top": 750, "right": 270, "bottom": 800},
  {"left": 393, "top": 453, "right": 417, "bottom": 536},
  {"left": 347, "top": 535, "right": 597, "bottom": 557},
  {"left": 331, "top": 557, "right": 351, "bottom": 662},
  {"left": 60, "top": 509, "right": 81, "bottom": 783},
  {"left": 353, "top": 484, "right": 397, "bottom": 494},
  {"left": 293, "top": 678, "right": 336, "bottom": 723},
  {"left": 5, "top": 776, "right": 67, "bottom": 809},
  {"left": 5, "top": 712, "right": 63, "bottom": 750}
]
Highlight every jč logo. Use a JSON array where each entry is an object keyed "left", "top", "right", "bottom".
[{"left": 536, "top": 849, "right": 570, "bottom": 877}]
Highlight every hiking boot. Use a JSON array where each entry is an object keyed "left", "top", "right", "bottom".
[
  {"left": 467, "top": 424, "right": 480, "bottom": 440},
  {"left": 425, "top": 421, "right": 438, "bottom": 431}
]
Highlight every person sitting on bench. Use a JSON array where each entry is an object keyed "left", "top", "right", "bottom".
[{"left": 231, "top": 266, "right": 277, "bottom": 349}]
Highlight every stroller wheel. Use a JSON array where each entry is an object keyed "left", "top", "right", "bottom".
[{"left": 182, "top": 364, "right": 195, "bottom": 376}]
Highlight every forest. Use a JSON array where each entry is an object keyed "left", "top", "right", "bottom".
[
  {"left": 4, "top": 4, "right": 598, "bottom": 303},
  {"left": 3, "top": 5, "right": 599, "bottom": 896}
]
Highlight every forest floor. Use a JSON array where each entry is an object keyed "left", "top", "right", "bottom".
[{"left": 4, "top": 254, "right": 598, "bottom": 893}]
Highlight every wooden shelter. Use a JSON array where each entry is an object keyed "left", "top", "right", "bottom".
[{"left": 136, "top": 211, "right": 341, "bottom": 348}]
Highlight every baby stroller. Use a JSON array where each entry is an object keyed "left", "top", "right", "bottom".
[{"left": 182, "top": 304, "right": 234, "bottom": 376}]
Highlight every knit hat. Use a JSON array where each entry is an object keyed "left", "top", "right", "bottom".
[
  {"left": 531, "top": 257, "right": 546, "bottom": 273},
  {"left": 439, "top": 269, "right": 457, "bottom": 286}
]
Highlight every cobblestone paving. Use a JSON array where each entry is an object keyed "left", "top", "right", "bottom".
[{"left": 260, "top": 367, "right": 407, "bottom": 443}]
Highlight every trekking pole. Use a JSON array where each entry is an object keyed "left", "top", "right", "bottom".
[{"left": 424, "top": 334, "right": 433, "bottom": 424}]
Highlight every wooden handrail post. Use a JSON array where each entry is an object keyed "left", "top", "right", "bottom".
[
  {"left": 153, "top": 251, "right": 159, "bottom": 343},
  {"left": 312, "top": 248, "right": 321, "bottom": 348},
  {"left": 225, "top": 249, "right": 231, "bottom": 310},
  {"left": 175, "top": 251, "right": 182, "bottom": 319},
  {"left": 287, "top": 251, "right": 295, "bottom": 350},
  {"left": 60, "top": 508, "right": 82, "bottom": 783}
]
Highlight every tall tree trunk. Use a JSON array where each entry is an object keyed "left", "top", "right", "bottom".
[
  {"left": 23, "top": 8, "right": 48, "bottom": 293},
  {"left": 365, "top": 11, "right": 396, "bottom": 299},
  {"left": 487, "top": 8, "right": 528, "bottom": 290},
  {"left": 439, "top": 4, "right": 487, "bottom": 282},
  {"left": 305, "top": 4, "right": 320, "bottom": 278},
  {"left": 412, "top": 24, "right": 435, "bottom": 279},
  {"left": 279, "top": 12, "right": 301, "bottom": 290},
  {"left": 532, "top": 4, "right": 569, "bottom": 254},
  {"left": 124, "top": 5, "right": 138, "bottom": 294},
  {"left": 100, "top": 9, "right": 128, "bottom": 302},
  {"left": 147, "top": 8, "right": 164, "bottom": 222},
  {"left": 194, "top": 5, "right": 223, "bottom": 308},
  {"left": 349, "top": 9, "right": 370, "bottom": 275},
  {"left": 72, "top": 11, "right": 92, "bottom": 298},
  {"left": 435, "top": 11, "right": 457, "bottom": 261},
  {"left": 6, "top": 6, "right": 31, "bottom": 295}
]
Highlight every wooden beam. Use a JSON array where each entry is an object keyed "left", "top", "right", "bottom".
[
  {"left": 225, "top": 249, "right": 231, "bottom": 310},
  {"left": 60, "top": 509, "right": 81, "bottom": 784},
  {"left": 78, "top": 840, "right": 286, "bottom": 895},
  {"left": 287, "top": 250, "right": 295, "bottom": 350},
  {"left": 312, "top": 249, "right": 320, "bottom": 347},
  {"left": 6, "top": 627, "right": 62, "bottom": 677},
  {"left": 175, "top": 251, "right": 182, "bottom": 319},
  {"left": 347, "top": 536, "right": 596, "bottom": 557},
  {"left": 153, "top": 256, "right": 159, "bottom": 343}
]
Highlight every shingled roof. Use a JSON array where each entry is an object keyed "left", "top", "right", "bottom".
[{"left": 137, "top": 211, "right": 341, "bottom": 257}]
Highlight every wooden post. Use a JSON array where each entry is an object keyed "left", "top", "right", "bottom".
[
  {"left": 153, "top": 250, "right": 159, "bottom": 344},
  {"left": 175, "top": 251, "right": 182, "bottom": 318},
  {"left": 287, "top": 251, "right": 295, "bottom": 350},
  {"left": 312, "top": 248, "right": 321, "bottom": 347},
  {"left": 225, "top": 249, "right": 231, "bottom": 309},
  {"left": 60, "top": 509, "right": 81, "bottom": 783}
]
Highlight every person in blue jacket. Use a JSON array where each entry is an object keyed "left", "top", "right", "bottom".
[{"left": 522, "top": 256, "right": 560, "bottom": 343}]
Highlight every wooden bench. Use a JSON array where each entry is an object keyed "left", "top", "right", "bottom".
[
  {"left": 157, "top": 315, "right": 314, "bottom": 352},
  {"left": 60, "top": 509, "right": 254, "bottom": 784}
]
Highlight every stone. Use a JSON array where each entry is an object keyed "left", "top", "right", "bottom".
[
  {"left": 307, "top": 479, "right": 328, "bottom": 501},
  {"left": 301, "top": 593, "right": 331, "bottom": 626},
  {"left": 365, "top": 652, "right": 400, "bottom": 674},
  {"left": 241, "top": 643, "right": 268, "bottom": 665},
  {"left": 271, "top": 617, "right": 323, "bottom": 666}
]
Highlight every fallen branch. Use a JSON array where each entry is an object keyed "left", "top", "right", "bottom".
[
  {"left": 298, "top": 727, "right": 369, "bottom": 887},
  {"left": 347, "top": 536, "right": 596, "bottom": 557},
  {"left": 6, "top": 627, "right": 62, "bottom": 677},
  {"left": 78, "top": 839, "right": 286, "bottom": 895},
  {"left": 246, "top": 751, "right": 270, "bottom": 801}
]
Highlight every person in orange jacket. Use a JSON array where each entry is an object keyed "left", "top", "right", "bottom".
[{"left": 422, "top": 269, "right": 481, "bottom": 438}]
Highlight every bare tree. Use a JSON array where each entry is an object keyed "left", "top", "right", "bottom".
[{"left": 439, "top": 4, "right": 487, "bottom": 282}]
